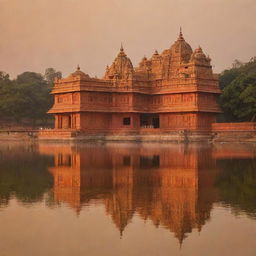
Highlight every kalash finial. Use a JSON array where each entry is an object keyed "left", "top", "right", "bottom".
[
  {"left": 179, "top": 27, "right": 184, "bottom": 40},
  {"left": 77, "top": 64, "right": 80, "bottom": 71},
  {"left": 118, "top": 42, "right": 126, "bottom": 56},
  {"left": 120, "top": 42, "right": 124, "bottom": 52}
]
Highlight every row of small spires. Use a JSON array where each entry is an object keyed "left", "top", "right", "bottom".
[
  {"left": 75, "top": 28, "right": 208, "bottom": 72},
  {"left": 76, "top": 49, "right": 208, "bottom": 73}
]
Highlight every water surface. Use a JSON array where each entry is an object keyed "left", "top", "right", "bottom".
[{"left": 0, "top": 142, "right": 256, "bottom": 256}]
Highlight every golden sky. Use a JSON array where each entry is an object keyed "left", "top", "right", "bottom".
[{"left": 0, "top": 0, "right": 255, "bottom": 78}]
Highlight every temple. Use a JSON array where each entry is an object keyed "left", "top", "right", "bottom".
[{"left": 45, "top": 30, "right": 221, "bottom": 137}]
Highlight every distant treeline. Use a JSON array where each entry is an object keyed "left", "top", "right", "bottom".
[
  {"left": 0, "top": 59, "right": 255, "bottom": 126},
  {"left": 219, "top": 57, "right": 256, "bottom": 122},
  {"left": 0, "top": 68, "right": 61, "bottom": 126}
]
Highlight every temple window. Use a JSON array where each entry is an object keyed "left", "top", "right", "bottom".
[
  {"left": 58, "top": 97, "right": 63, "bottom": 103},
  {"left": 123, "top": 156, "right": 131, "bottom": 166},
  {"left": 140, "top": 155, "right": 160, "bottom": 168},
  {"left": 57, "top": 154, "right": 72, "bottom": 166},
  {"left": 123, "top": 117, "right": 131, "bottom": 125}
]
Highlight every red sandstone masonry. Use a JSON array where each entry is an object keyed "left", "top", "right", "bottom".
[
  {"left": 38, "top": 129, "right": 78, "bottom": 138},
  {"left": 38, "top": 122, "right": 256, "bottom": 142},
  {"left": 212, "top": 122, "right": 256, "bottom": 131}
]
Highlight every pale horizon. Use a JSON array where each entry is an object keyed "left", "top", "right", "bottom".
[{"left": 0, "top": 0, "right": 255, "bottom": 78}]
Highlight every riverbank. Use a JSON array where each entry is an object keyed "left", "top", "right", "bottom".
[
  {"left": 0, "top": 130, "right": 37, "bottom": 141},
  {"left": 1, "top": 129, "right": 256, "bottom": 143}
]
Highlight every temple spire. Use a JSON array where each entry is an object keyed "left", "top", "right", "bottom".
[
  {"left": 120, "top": 43, "right": 124, "bottom": 52},
  {"left": 118, "top": 42, "right": 126, "bottom": 57},
  {"left": 178, "top": 27, "right": 184, "bottom": 40}
]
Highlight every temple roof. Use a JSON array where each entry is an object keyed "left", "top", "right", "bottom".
[
  {"left": 104, "top": 45, "right": 134, "bottom": 80},
  {"left": 170, "top": 29, "right": 193, "bottom": 62},
  {"left": 69, "top": 65, "right": 90, "bottom": 79},
  {"left": 190, "top": 46, "right": 211, "bottom": 64},
  {"left": 151, "top": 50, "right": 161, "bottom": 60}
]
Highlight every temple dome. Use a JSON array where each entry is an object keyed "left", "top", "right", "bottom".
[
  {"left": 170, "top": 30, "right": 193, "bottom": 62},
  {"left": 151, "top": 50, "right": 161, "bottom": 60},
  {"left": 70, "top": 65, "right": 90, "bottom": 79},
  {"left": 190, "top": 46, "right": 211, "bottom": 64},
  {"left": 104, "top": 45, "right": 134, "bottom": 80},
  {"left": 142, "top": 56, "right": 147, "bottom": 61},
  {"left": 139, "top": 56, "right": 148, "bottom": 66},
  {"left": 191, "top": 46, "right": 206, "bottom": 59}
]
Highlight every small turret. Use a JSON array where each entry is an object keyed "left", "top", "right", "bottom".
[
  {"left": 137, "top": 55, "right": 152, "bottom": 71},
  {"left": 104, "top": 44, "right": 134, "bottom": 80},
  {"left": 170, "top": 29, "right": 193, "bottom": 63},
  {"left": 190, "top": 46, "right": 211, "bottom": 66},
  {"left": 151, "top": 50, "right": 161, "bottom": 61},
  {"left": 69, "top": 65, "right": 90, "bottom": 79}
]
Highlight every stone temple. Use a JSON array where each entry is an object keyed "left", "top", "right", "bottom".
[{"left": 44, "top": 30, "right": 222, "bottom": 138}]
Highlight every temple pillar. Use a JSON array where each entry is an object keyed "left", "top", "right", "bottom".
[
  {"left": 61, "top": 115, "right": 72, "bottom": 129},
  {"left": 54, "top": 115, "right": 59, "bottom": 129}
]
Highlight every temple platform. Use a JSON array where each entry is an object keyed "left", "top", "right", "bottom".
[{"left": 38, "top": 122, "right": 256, "bottom": 143}]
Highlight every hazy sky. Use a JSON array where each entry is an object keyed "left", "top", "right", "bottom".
[{"left": 0, "top": 0, "right": 255, "bottom": 78}]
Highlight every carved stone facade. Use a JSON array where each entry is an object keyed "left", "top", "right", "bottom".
[{"left": 48, "top": 30, "right": 221, "bottom": 134}]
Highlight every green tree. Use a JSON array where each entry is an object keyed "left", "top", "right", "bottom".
[
  {"left": 0, "top": 72, "right": 26, "bottom": 122},
  {"left": 15, "top": 72, "right": 53, "bottom": 124},
  {"left": 219, "top": 58, "right": 256, "bottom": 121},
  {"left": 44, "top": 68, "right": 62, "bottom": 86},
  {"left": 0, "top": 69, "right": 58, "bottom": 125},
  {"left": 0, "top": 71, "right": 10, "bottom": 81}
]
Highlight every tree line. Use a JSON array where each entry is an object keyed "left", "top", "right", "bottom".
[
  {"left": 219, "top": 57, "right": 256, "bottom": 122},
  {"left": 0, "top": 68, "right": 61, "bottom": 126}
]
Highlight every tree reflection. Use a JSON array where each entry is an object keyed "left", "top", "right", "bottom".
[
  {"left": 0, "top": 143, "right": 53, "bottom": 206},
  {"left": 216, "top": 158, "right": 256, "bottom": 218}
]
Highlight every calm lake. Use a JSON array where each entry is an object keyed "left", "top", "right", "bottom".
[{"left": 0, "top": 142, "right": 256, "bottom": 256}]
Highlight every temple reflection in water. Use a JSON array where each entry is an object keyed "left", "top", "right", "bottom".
[
  {"left": 0, "top": 142, "right": 255, "bottom": 255},
  {"left": 39, "top": 143, "right": 226, "bottom": 244}
]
